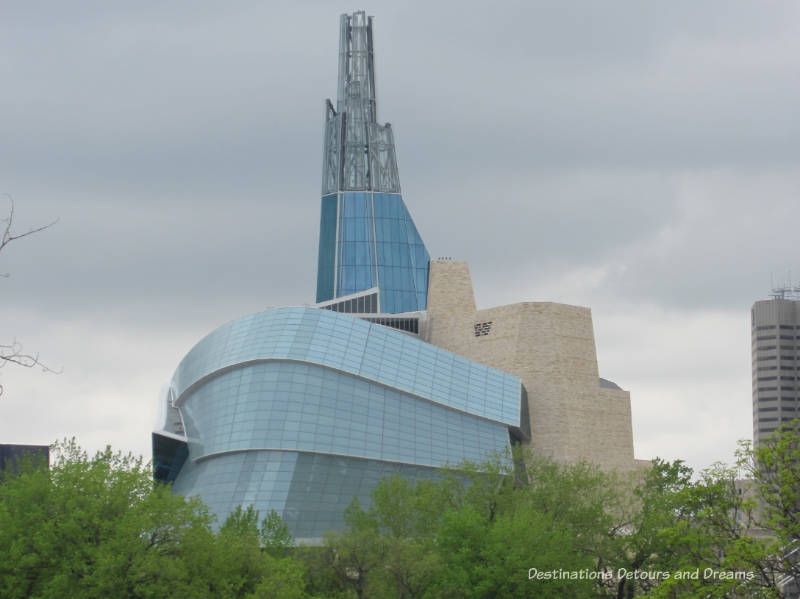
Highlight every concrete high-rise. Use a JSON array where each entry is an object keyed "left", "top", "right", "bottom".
[{"left": 751, "top": 288, "right": 800, "bottom": 445}]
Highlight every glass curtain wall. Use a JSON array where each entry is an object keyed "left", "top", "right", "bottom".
[{"left": 316, "top": 191, "right": 430, "bottom": 313}]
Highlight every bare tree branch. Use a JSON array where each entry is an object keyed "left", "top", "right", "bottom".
[
  {"left": 1, "top": 194, "right": 60, "bottom": 396},
  {"left": 0, "top": 341, "right": 62, "bottom": 397},
  {"left": 1, "top": 194, "right": 58, "bottom": 278}
]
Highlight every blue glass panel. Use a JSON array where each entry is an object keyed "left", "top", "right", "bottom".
[
  {"left": 315, "top": 194, "right": 338, "bottom": 302},
  {"left": 322, "top": 192, "right": 430, "bottom": 313},
  {"left": 336, "top": 192, "right": 377, "bottom": 299}
]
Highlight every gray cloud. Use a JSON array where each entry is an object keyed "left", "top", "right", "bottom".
[{"left": 1, "top": 0, "right": 798, "bottom": 470}]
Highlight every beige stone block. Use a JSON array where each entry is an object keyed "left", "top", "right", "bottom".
[{"left": 424, "top": 259, "right": 641, "bottom": 471}]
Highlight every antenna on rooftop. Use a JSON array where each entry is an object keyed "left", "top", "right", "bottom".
[{"left": 770, "top": 270, "right": 800, "bottom": 300}]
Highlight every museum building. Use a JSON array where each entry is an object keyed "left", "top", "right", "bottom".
[{"left": 153, "top": 11, "right": 642, "bottom": 542}]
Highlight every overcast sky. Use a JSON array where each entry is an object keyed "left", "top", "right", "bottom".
[{"left": 1, "top": 1, "right": 798, "bottom": 473}]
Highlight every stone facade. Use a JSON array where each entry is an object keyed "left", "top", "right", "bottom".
[{"left": 424, "top": 259, "right": 639, "bottom": 470}]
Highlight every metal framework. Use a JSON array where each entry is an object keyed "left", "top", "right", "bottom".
[{"left": 322, "top": 12, "right": 401, "bottom": 194}]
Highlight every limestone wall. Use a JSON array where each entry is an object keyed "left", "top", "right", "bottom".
[{"left": 424, "top": 259, "right": 639, "bottom": 470}]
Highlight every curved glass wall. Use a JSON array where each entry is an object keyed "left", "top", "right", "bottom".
[
  {"left": 172, "top": 451, "right": 441, "bottom": 542},
  {"left": 164, "top": 307, "right": 522, "bottom": 540},
  {"left": 173, "top": 308, "right": 521, "bottom": 428},
  {"left": 180, "top": 361, "right": 509, "bottom": 469}
]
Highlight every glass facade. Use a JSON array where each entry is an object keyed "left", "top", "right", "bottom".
[
  {"left": 172, "top": 308, "right": 521, "bottom": 428},
  {"left": 160, "top": 307, "right": 523, "bottom": 540},
  {"left": 316, "top": 191, "right": 430, "bottom": 314},
  {"left": 180, "top": 361, "right": 509, "bottom": 469},
  {"left": 315, "top": 194, "right": 337, "bottom": 303},
  {"left": 172, "top": 451, "right": 441, "bottom": 541},
  {"left": 155, "top": 11, "right": 526, "bottom": 543}
]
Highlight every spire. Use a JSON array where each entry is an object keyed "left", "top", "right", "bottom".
[
  {"left": 316, "top": 12, "right": 429, "bottom": 313},
  {"left": 322, "top": 12, "right": 401, "bottom": 194}
]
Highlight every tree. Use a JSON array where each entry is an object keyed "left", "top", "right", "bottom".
[
  {"left": 260, "top": 507, "right": 295, "bottom": 558},
  {"left": 423, "top": 455, "right": 615, "bottom": 599},
  {"left": 316, "top": 451, "right": 622, "bottom": 599},
  {"left": 645, "top": 424, "right": 800, "bottom": 599},
  {"left": 0, "top": 439, "right": 208, "bottom": 598},
  {"left": 0, "top": 439, "right": 311, "bottom": 599},
  {"left": 597, "top": 458, "right": 699, "bottom": 599},
  {"left": 0, "top": 195, "right": 58, "bottom": 396},
  {"left": 736, "top": 423, "right": 800, "bottom": 597},
  {"left": 313, "top": 447, "right": 799, "bottom": 598},
  {"left": 319, "top": 500, "right": 390, "bottom": 599}
]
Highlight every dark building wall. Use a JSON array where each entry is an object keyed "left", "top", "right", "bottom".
[{"left": 0, "top": 444, "right": 50, "bottom": 475}]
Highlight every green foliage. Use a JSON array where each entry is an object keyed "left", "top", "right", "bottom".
[
  {"left": 746, "top": 422, "right": 800, "bottom": 552},
  {"left": 599, "top": 458, "right": 698, "bottom": 598},
  {"left": 315, "top": 451, "right": 616, "bottom": 598},
  {"left": 6, "top": 430, "right": 799, "bottom": 598},
  {"left": 312, "top": 434, "right": 800, "bottom": 598},
  {"left": 644, "top": 425, "right": 800, "bottom": 599},
  {"left": 261, "top": 508, "right": 295, "bottom": 558},
  {"left": 0, "top": 439, "right": 309, "bottom": 599}
]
